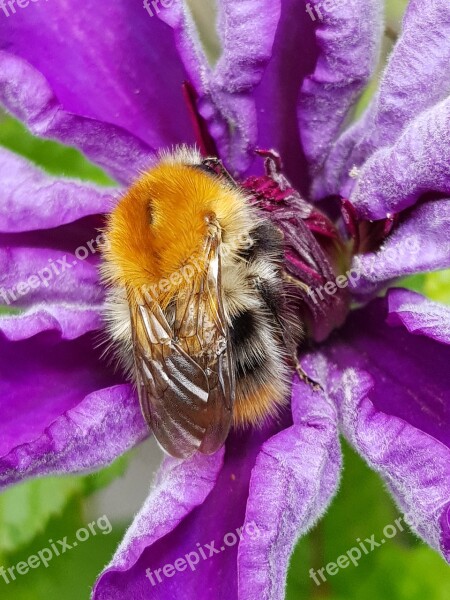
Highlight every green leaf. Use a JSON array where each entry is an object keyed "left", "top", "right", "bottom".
[
  {"left": 0, "top": 112, "right": 115, "bottom": 186},
  {"left": 0, "top": 497, "right": 127, "bottom": 600},
  {"left": 0, "top": 452, "right": 130, "bottom": 557},
  {"left": 0, "top": 306, "right": 21, "bottom": 316},
  {"left": 0, "top": 477, "right": 84, "bottom": 556},
  {"left": 423, "top": 270, "right": 450, "bottom": 305},
  {"left": 401, "top": 270, "right": 450, "bottom": 305},
  {"left": 398, "top": 273, "right": 427, "bottom": 295},
  {"left": 82, "top": 453, "right": 130, "bottom": 496},
  {"left": 386, "top": 0, "right": 408, "bottom": 25}
]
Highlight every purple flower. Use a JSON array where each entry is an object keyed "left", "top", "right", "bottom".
[{"left": 1, "top": 1, "right": 449, "bottom": 598}]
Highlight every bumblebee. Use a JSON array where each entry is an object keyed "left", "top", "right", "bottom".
[{"left": 101, "top": 147, "right": 301, "bottom": 458}]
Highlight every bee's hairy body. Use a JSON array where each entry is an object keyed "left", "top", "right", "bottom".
[{"left": 101, "top": 147, "right": 299, "bottom": 457}]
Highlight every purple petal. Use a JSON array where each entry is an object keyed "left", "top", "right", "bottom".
[
  {"left": 0, "top": 326, "right": 145, "bottom": 489},
  {"left": 93, "top": 420, "right": 284, "bottom": 599},
  {"left": 317, "top": 291, "right": 450, "bottom": 561},
  {"left": 214, "top": 0, "right": 281, "bottom": 93},
  {"left": 352, "top": 198, "right": 450, "bottom": 295},
  {"left": 250, "top": 0, "right": 319, "bottom": 191},
  {"left": 0, "top": 1, "right": 196, "bottom": 152},
  {"left": 0, "top": 304, "right": 102, "bottom": 341},
  {"left": 156, "top": 4, "right": 210, "bottom": 94},
  {"left": 1, "top": 383, "right": 145, "bottom": 490},
  {"left": 386, "top": 288, "right": 450, "bottom": 345},
  {"left": 174, "top": 0, "right": 317, "bottom": 187},
  {"left": 297, "top": 0, "right": 382, "bottom": 178},
  {"left": 0, "top": 147, "right": 117, "bottom": 233},
  {"left": 0, "top": 245, "right": 102, "bottom": 308},
  {"left": 0, "top": 221, "right": 107, "bottom": 349},
  {"left": 349, "top": 97, "right": 450, "bottom": 219},
  {"left": 211, "top": 0, "right": 379, "bottom": 193},
  {"left": 204, "top": 0, "right": 283, "bottom": 174},
  {"left": 155, "top": 5, "right": 232, "bottom": 163},
  {"left": 0, "top": 52, "right": 155, "bottom": 186},
  {"left": 238, "top": 376, "right": 341, "bottom": 599},
  {"left": 317, "top": 0, "right": 450, "bottom": 198}
]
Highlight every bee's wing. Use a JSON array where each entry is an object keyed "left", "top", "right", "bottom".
[{"left": 130, "top": 227, "right": 234, "bottom": 459}]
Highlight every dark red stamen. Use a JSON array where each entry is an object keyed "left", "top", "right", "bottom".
[
  {"left": 242, "top": 150, "right": 351, "bottom": 342},
  {"left": 242, "top": 174, "right": 338, "bottom": 243},
  {"left": 341, "top": 197, "right": 361, "bottom": 254},
  {"left": 182, "top": 81, "right": 219, "bottom": 158},
  {"left": 255, "top": 148, "right": 284, "bottom": 173},
  {"left": 285, "top": 251, "right": 324, "bottom": 283},
  {"left": 341, "top": 198, "right": 400, "bottom": 254},
  {"left": 382, "top": 213, "right": 399, "bottom": 237}
]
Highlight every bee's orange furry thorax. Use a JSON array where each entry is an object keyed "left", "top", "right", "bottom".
[{"left": 104, "top": 162, "right": 246, "bottom": 294}]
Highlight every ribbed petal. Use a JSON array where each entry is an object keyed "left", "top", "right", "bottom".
[
  {"left": 0, "top": 244, "right": 102, "bottom": 308},
  {"left": 0, "top": 322, "right": 145, "bottom": 490},
  {"left": 317, "top": 0, "right": 450, "bottom": 198},
  {"left": 214, "top": 0, "right": 281, "bottom": 93},
  {"left": 0, "top": 1, "right": 196, "bottom": 151},
  {"left": 93, "top": 420, "right": 284, "bottom": 599},
  {"left": 0, "top": 382, "right": 145, "bottom": 490},
  {"left": 0, "top": 218, "right": 104, "bottom": 341},
  {"left": 0, "top": 147, "right": 116, "bottom": 233},
  {"left": 238, "top": 375, "right": 341, "bottom": 600},
  {"left": 0, "top": 303, "right": 102, "bottom": 341},
  {"left": 93, "top": 450, "right": 224, "bottom": 599},
  {"left": 352, "top": 198, "right": 450, "bottom": 296},
  {"left": 297, "top": 0, "right": 382, "bottom": 178},
  {"left": 159, "top": 0, "right": 378, "bottom": 187},
  {"left": 248, "top": 0, "right": 318, "bottom": 191},
  {"left": 349, "top": 97, "right": 450, "bottom": 219},
  {"left": 155, "top": 4, "right": 232, "bottom": 163},
  {"left": 386, "top": 288, "right": 450, "bottom": 344},
  {"left": 207, "top": 0, "right": 282, "bottom": 173},
  {"left": 0, "top": 52, "right": 154, "bottom": 186},
  {"left": 316, "top": 290, "right": 450, "bottom": 561},
  {"left": 157, "top": 3, "right": 211, "bottom": 94},
  {"left": 170, "top": 0, "right": 316, "bottom": 186}
]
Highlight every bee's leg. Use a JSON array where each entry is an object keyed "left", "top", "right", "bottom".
[
  {"left": 295, "top": 359, "right": 323, "bottom": 392},
  {"left": 201, "top": 157, "right": 237, "bottom": 187}
]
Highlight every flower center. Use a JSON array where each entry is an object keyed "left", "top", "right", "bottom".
[{"left": 240, "top": 150, "right": 351, "bottom": 343}]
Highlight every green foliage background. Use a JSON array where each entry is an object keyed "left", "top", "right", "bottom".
[{"left": 0, "top": 0, "right": 449, "bottom": 597}]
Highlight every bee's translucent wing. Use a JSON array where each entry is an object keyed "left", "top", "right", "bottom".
[{"left": 130, "top": 225, "right": 234, "bottom": 459}]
